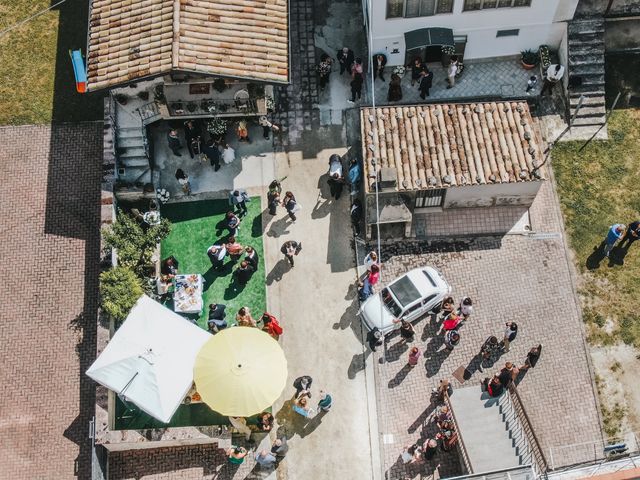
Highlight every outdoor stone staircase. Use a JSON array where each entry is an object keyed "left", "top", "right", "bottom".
[
  {"left": 115, "top": 125, "right": 151, "bottom": 185},
  {"left": 449, "top": 386, "right": 531, "bottom": 473},
  {"left": 567, "top": 17, "right": 607, "bottom": 132}
]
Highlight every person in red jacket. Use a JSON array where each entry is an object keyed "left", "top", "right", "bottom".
[{"left": 261, "top": 312, "right": 283, "bottom": 339}]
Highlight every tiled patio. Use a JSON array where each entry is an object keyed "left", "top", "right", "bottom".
[{"left": 371, "top": 57, "right": 541, "bottom": 105}]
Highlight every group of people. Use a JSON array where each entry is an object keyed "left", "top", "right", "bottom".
[
  {"left": 226, "top": 412, "right": 288, "bottom": 469},
  {"left": 603, "top": 220, "right": 640, "bottom": 258},
  {"left": 316, "top": 46, "right": 366, "bottom": 103},
  {"left": 206, "top": 303, "right": 283, "bottom": 338},
  {"left": 168, "top": 121, "right": 236, "bottom": 170},
  {"left": 387, "top": 55, "right": 460, "bottom": 103},
  {"left": 292, "top": 375, "right": 333, "bottom": 418},
  {"left": 326, "top": 154, "right": 362, "bottom": 202}
]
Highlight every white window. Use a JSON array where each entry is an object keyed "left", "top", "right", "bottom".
[
  {"left": 387, "top": 0, "right": 454, "bottom": 18},
  {"left": 463, "top": 0, "right": 531, "bottom": 11}
]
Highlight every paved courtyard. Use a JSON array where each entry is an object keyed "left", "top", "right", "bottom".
[
  {"left": 0, "top": 123, "right": 103, "bottom": 480},
  {"left": 371, "top": 177, "right": 602, "bottom": 479}
]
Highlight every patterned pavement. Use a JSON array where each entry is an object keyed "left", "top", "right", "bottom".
[
  {"left": 0, "top": 123, "right": 103, "bottom": 480},
  {"left": 371, "top": 178, "right": 602, "bottom": 479},
  {"left": 371, "top": 58, "right": 541, "bottom": 105}
]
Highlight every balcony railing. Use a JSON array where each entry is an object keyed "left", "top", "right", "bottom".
[
  {"left": 504, "top": 384, "right": 548, "bottom": 477},
  {"left": 166, "top": 98, "right": 266, "bottom": 117}
]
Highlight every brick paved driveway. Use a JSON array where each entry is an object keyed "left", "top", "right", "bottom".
[
  {"left": 371, "top": 180, "right": 602, "bottom": 479},
  {"left": 0, "top": 123, "right": 102, "bottom": 480}
]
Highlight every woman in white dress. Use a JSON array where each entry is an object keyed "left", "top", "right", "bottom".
[{"left": 222, "top": 144, "right": 236, "bottom": 165}]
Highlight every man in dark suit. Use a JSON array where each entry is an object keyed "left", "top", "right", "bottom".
[
  {"left": 234, "top": 261, "right": 255, "bottom": 286},
  {"left": 245, "top": 246, "right": 259, "bottom": 270},
  {"left": 419, "top": 68, "right": 434, "bottom": 100},
  {"left": 207, "top": 303, "right": 227, "bottom": 333},
  {"left": 184, "top": 120, "right": 202, "bottom": 159},
  {"left": 336, "top": 47, "right": 355, "bottom": 75},
  {"left": 373, "top": 54, "right": 387, "bottom": 81},
  {"left": 201, "top": 138, "right": 221, "bottom": 171}
]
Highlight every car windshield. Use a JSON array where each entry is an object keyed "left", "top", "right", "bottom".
[
  {"left": 381, "top": 288, "right": 403, "bottom": 317},
  {"left": 388, "top": 276, "right": 420, "bottom": 308}
]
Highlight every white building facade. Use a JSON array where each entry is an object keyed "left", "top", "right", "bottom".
[{"left": 367, "top": 0, "right": 579, "bottom": 65}]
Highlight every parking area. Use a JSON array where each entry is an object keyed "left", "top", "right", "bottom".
[{"left": 369, "top": 179, "right": 602, "bottom": 479}]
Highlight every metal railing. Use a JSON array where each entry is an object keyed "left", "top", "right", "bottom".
[
  {"left": 504, "top": 384, "right": 548, "bottom": 477},
  {"left": 444, "top": 391, "right": 474, "bottom": 475}
]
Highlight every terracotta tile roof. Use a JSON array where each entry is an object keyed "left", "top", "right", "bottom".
[
  {"left": 87, "top": 0, "right": 289, "bottom": 91},
  {"left": 360, "top": 101, "right": 544, "bottom": 193}
]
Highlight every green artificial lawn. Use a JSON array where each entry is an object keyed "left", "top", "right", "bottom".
[
  {"left": 553, "top": 109, "right": 640, "bottom": 347},
  {"left": 114, "top": 198, "right": 267, "bottom": 430},
  {"left": 160, "top": 198, "right": 266, "bottom": 331}
]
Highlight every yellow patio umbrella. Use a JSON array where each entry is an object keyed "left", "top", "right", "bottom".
[{"left": 193, "top": 327, "right": 288, "bottom": 416}]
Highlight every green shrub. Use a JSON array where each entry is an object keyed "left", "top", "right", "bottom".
[
  {"left": 102, "top": 211, "right": 171, "bottom": 277},
  {"left": 99, "top": 266, "right": 144, "bottom": 321}
]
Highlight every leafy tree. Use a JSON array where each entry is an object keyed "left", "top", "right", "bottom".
[
  {"left": 99, "top": 266, "right": 144, "bottom": 321},
  {"left": 102, "top": 211, "right": 171, "bottom": 277}
]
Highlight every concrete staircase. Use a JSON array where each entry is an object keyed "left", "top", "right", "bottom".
[
  {"left": 449, "top": 386, "right": 526, "bottom": 473},
  {"left": 567, "top": 17, "right": 607, "bottom": 134}
]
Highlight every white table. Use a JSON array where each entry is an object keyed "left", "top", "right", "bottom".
[{"left": 173, "top": 274, "right": 203, "bottom": 314}]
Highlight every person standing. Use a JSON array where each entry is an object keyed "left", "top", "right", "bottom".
[
  {"left": 388, "top": 73, "right": 403, "bottom": 102},
  {"left": 317, "top": 390, "right": 333, "bottom": 412},
  {"left": 498, "top": 362, "right": 518, "bottom": 388},
  {"left": 175, "top": 168, "right": 191, "bottom": 195},
  {"left": 261, "top": 312, "right": 283, "bottom": 339},
  {"left": 604, "top": 223, "right": 625, "bottom": 257},
  {"left": 525, "top": 75, "right": 538, "bottom": 95},
  {"left": 458, "top": 297, "right": 473, "bottom": 320},
  {"left": 201, "top": 138, "right": 221, "bottom": 171},
  {"left": 444, "top": 329, "right": 461, "bottom": 351},
  {"left": 408, "top": 57, "right": 424, "bottom": 86},
  {"left": 348, "top": 158, "right": 362, "bottom": 195},
  {"left": 281, "top": 240, "right": 302, "bottom": 267},
  {"left": 234, "top": 260, "right": 254, "bottom": 286},
  {"left": 236, "top": 306, "right": 256, "bottom": 327},
  {"left": 184, "top": 120, "right": 202, "bottom": 159},
  {"left": 225, "top": 211, "right": 241, "bottom": 236},
  {"left": 225, "top": 236, "right": 243, "bottom": 262},
  {"left": 222, "top": 143, "right": 236, "bottom": 165},
  {"left": 408, "top": 346, "right": 421, "bottom": 366},
  {"left": 541, "top": 63, "right": 565, "bottom": 96},
  {"left": 282, "top": 191, "right": 299, "bottom": 222},
  {"left": 227, "top": 446, "right": 248, "bottom": 464},
  {"left": 348, "top": 72, "right": 363, "bottom": 104},
  {"left": 521, "top": 344, "right": 543, "bottom": 370},
  {"left": 337, "top": 47, "right": 355, "bottom": 75},
  {"left": 501, "top": 322, "right": 518, "bottom": 353},
  {"left": 373, "top": 54, "right": 387, "bottom": 81},
  {"left": 393, "top": 319, "right": 416, "bottom": 343},
  {"left": 167, "top": 129, "right": 182, "bottom": 156},
  {"left": 229, "top": 189, "right": 250, "bottom": 217},
  {"left": 351, "top": 57, "right": 363, "bottom": 78},
  {"left": 419, "top": 68, "right": 433, "bottom": 100},
  {"left": 259, "top": 116, "right": 274, "bottom": 140},
  {"left": 207, "top": 243, "right": 226, "bottom": 270},
  {"left": 293, "top": 375, "right": 313, "bottom": 396},
  {"left": 364, "top": 250, "right": 379, "bottom": 272},
  {"left": 245, "top": 246, "right": 259, "bottom": 270},
  {"left": 317, "top": 54, "right": 333, "bottom": 91},
  {"left": 478, "top": 335, "right": 500, "bottom": 372},
  {"left": 367, "top": 327, "right": 384, "bottom": 351},
  {"left": 620, "top": 220, "right": 640, "bottom": 250},
  {"left": 207, "top": 303, "right": 227, "bottom": 333},
  {"left": 446, "top": 56, "right": 459, "bottom": 89},
  {"left": 268, "top": 191, "right": 280, "bottom": 216}
]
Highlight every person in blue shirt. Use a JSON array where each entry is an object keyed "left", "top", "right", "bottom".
[
  {"left": 604, "top": 223, "right": 625, "bottom": 257},
  {"left": 348, "top": 158, "right": 362, "bottom": 196},
  {"left": 317, "top": 390, "right": 333, "bottom": 412}
]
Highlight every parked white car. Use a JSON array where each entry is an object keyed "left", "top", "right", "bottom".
[{"left": 359, "top": 267, "right": 451, "bottom": 335}]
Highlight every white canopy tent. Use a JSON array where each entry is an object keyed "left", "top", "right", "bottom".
[{"left": 86, "top": 295, "right": 211, "bottom": 423}]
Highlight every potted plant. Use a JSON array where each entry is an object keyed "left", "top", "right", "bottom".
[
  {"left": 137, "top": 90, "right": 149, "bottom": 101},
  {"left": 186, "top": 102, "right": 197, "bottom": 113},
  {"left": 539, "top": 45, "right": 551, "bottom": 70},
  {"left": 520, "top": 49, "right": 539, "bottom": 69},
  {"left": 115, "top": 94, "right": 128, "bottom": 105},
  {"left": 153, "top": 84, "right": 165, "bottom": 104}
]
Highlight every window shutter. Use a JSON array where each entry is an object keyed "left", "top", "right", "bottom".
[
  {"left": 420, "top": 0, "right": 436, "bottom": 15},
  {"left": 483, "top": 0, "right": 498, "bottom": 7},
  {"left": 436, "top": 0, "right": 454, "bottom": 13},
  {"left": 405, "top": 0, "right": 421, "bottom": 17},
  {"left": 463, "top": 0, "right": 482, "bottom": 11},
  {"left": 387, "top": 0, "right": 404, "bottom": 18},
  {"left": 513, "top": 0, "right": 531, "bottom": 6},
  {"left": 497, "top": 0, "right": 513, "bottom": 7}
]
